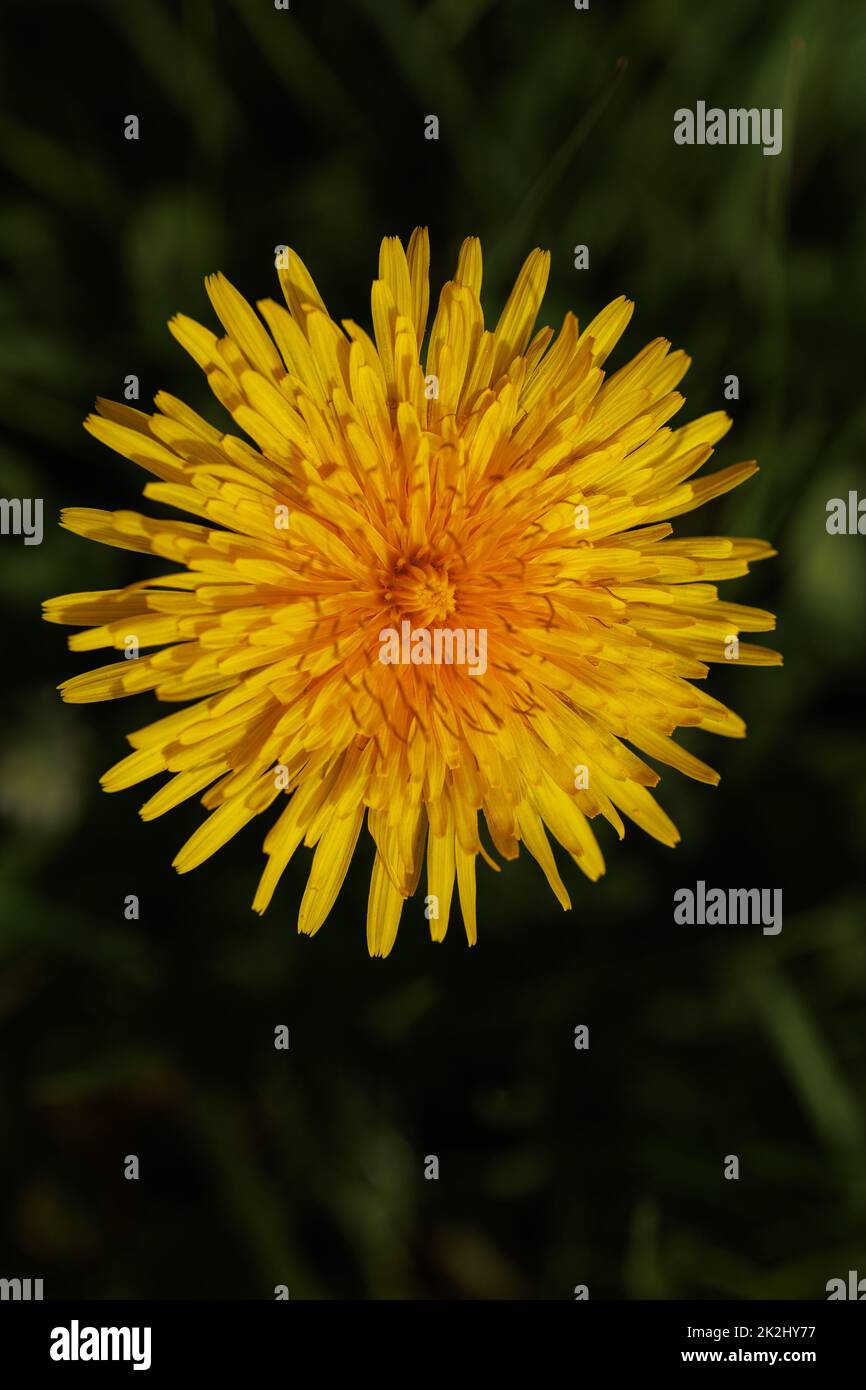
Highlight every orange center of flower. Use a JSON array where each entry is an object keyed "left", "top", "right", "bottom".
[{"left": 385, "top": 556, "right": 457, "bottom": 626}]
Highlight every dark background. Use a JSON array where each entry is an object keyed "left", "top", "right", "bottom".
[{"left": 1, "top": 0, "right": 864, "bottom": 1299}]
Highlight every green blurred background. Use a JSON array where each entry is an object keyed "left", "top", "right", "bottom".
[{"left": 1, "top": 0, "right": 865, "bottom": 1299}]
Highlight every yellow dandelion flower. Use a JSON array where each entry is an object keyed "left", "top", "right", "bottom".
[{"left": 44, "top": 230, "right": 781, "bottom": 955}]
